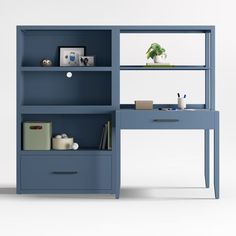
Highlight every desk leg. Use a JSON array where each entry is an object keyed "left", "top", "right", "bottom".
[
  {"left": 204, "top": 130, "right": 210, "bottom": 188},
  {"left": 214, "top": 113, "right": 220, "bottom": 199}
]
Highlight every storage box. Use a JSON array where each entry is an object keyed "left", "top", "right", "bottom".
[
  {"left": 135, "top": 100, "right": 153, "bottom": 110},
  {"left": 23, "top": 122, "right": 52, "bottom": 150},
  {"left": 52, "top": 137, "right": 74, "bottom": 150}
]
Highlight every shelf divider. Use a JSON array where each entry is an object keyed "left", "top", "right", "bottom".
[{"left": 20, "top": 106, "right": 114, "bottom": 114}]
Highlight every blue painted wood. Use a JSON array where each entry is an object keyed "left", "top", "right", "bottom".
[
  {"left": 20, "top": 150, "right": 112, "bottom": 156},
  {"left": 21, "top": 156, "right": 112, "bottom": 190},
  {"left": 118, "top": 110, "right": 215, "bottom": 129},
  {"left": 115, "top": 111, "right": 121, "bottom": 199},
  {"left": 111, "top": 29, "right": 121, "bottom": 198},
  {"left": 18, "top": 189, "right": 114, "bottom": 194},
  {"left": 210, "top": 27, "right": 215, "bottom": 109},
  {"left": 18, "top": 26, "right": 114, "bottom": 31},
  {"left": 204, "top": 33, "right": 210, "bottom": 188},
  {"left": 23, "top": 71, "right": 111, "bottom": 106},
  {"left": 17, "top": 25, "right": 219, "bottom": 198},
  {"left": 214, "top": 112, "right": 220, "bottom": 198},
  {"left": 119, "top": 25, "right": 214, "bottom": 33},
  {"left": 17, "top": 27, "right": 24, "bottom": 194},
  {"left": 21, "top": 67, "right": 112, "bottom": 72},
  {"left": 22, "top": 114, "right": 111, "bottom": 150},
  {"left": 18, "top": 25, "right": 214, "bottom": 33},
  {"left": 21, "top": 106, "right": 114, "bottom": 114},
  {"left": 120, "top": 65, "right": 209, "bottom": 70},
  {"left": 204, "top": 130, "right": 210, "bottom": 188},
  {"left": 205, "top": 33, "right": 210, "bottom": 108},
  {"left": 120, "top": 104, "right": 206, "bottom": 109},
  {"left": 22, "top": 30, "right": 111, "bottom": 67}
]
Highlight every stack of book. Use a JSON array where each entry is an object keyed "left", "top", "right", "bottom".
[{"left": 99, "top": 121, "right": 112, "bottom": 150}]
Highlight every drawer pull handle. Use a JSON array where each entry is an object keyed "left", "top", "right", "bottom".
[
  {"left": 51, "top": 171, "right": 78, "bottom": 175},
  {"left": 153, "top": 119, "right": 179, "bottom": 122}
]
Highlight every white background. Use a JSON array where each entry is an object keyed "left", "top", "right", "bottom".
[{"left": 0, "top": 0, "right": 236, "bottom": 235}]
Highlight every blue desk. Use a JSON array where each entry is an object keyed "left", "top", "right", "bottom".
[{"left": 116, "top": 110, "right": 220, "bottom": 199}]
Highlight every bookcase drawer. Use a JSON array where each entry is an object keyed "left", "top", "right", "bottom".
[
  {"left": 20, "top": 156, "right": 112, "bottom": 190},
  {"left": 119, "top": 110, "right": 215, "bottom": 129}
]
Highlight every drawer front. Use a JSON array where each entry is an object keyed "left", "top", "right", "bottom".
[
  {"left": 21, "top": 156, "right": 112, "bottom": 190},
  {"left": 119, "top": 111, "right": 215, "bottom": 129}
]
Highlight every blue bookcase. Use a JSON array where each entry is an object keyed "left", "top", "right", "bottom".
[{"left": 17, "top": 26, "right": 219, "bottom": 199}]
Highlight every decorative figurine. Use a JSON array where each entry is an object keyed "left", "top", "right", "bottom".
[{"left": 40, "top": 59, "right": 53, "bottom": 67}]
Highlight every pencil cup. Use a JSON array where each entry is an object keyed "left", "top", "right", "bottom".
[{"left": 178, "top": 97, "right": 186, "bottom": 109}]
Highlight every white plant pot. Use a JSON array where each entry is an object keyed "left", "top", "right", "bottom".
[{"left": 153, "top": 55, "right": 162, "bottom": 63}]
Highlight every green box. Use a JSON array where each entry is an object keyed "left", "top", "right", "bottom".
[{"left": 23, "top": 122, "right": 52, "bottom": 150}]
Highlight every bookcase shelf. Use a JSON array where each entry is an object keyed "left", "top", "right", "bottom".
[
  {"left": 20, "top": 106, "right": 114, "bottom": 114},
  {"left": 20, "top": 150, "right": 112, "bottom": 156},
  {"left": 20, "top": 66, "right": 113, "bottom": 72},
  {"left": 120, "top": 65, "right": 209, "bottom": 70},
  {"left": 21, "top": 113, "right": 112, "bottom": 150}
]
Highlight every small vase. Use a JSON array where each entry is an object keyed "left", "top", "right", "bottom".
[{"left": 153, "top": 55, "right": 162, "bottom": 63}]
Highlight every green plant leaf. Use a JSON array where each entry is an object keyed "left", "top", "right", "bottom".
[
  {"left": 146, "top": 46, "right": 153, "bottom": 54},
  {"left": 146, "top": 43, "right": 167, "bottom": 59},
  {"left": 147, "top": 50, "right": 157, "bottom": 59}
]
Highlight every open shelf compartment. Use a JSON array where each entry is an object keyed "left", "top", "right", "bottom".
[
  {"left": 20, "top": 30, "right": 112, "bottom": 67},
  {"left": 21, "top": 113, "right": 113, "bottom": 151},
  {"left": 22, "top": 71, "right": 111, "bottom": 106}
]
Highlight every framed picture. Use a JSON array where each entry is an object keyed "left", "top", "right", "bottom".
[
  {"left": 79, "top": 56, "right": 95, "bottom": 67},
  {"left": 59, "top": 46, "right": 86, "bottom": 66}
]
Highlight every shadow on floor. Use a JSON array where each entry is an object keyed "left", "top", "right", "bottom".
[
  {"left": 0, "top": 186, "right": 214, "bottom": 200},
  {"left": 0, "top": 187, "right": 16, "bottom": 194},
  {"left": 120, "top": 186, "right": 214, "bottom": 200}
]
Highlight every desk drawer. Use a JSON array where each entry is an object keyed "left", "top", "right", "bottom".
[
  {"left": 21, "top": 156, "right": 112, "bottom": 190},
  {"left": 119, "top": 110, "right": 215, "bottom": 129}
]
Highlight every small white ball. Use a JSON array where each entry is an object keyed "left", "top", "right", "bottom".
[
  {"left": 55, "top": 135, "right": 62, "bottom": 139},
  {"left": 61, "top": 133, "right": 68, "bottom": 138},
  {"left": 72, "top": 143, "right": 79, "bottom": 150}
]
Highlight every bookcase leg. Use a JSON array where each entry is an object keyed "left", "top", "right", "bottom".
[
  {"left": 115, "top": 193, "right": 120, "bottom": 199},
  {"left": 204, "top": 129, "right": 210, "bottom": 188}
]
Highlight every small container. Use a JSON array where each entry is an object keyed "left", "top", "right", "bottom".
[
  {"left": 135, "top": 100, "right": 153, "bottom": 110},
  {"left": 23, "top": 122, "right": 52, "bottom": 150},
  {"left": 52, "top": 137, "right": 74, "bottom": 150},
  {"left": 178, "top": 97, "right": 186, "bottom": 109}
]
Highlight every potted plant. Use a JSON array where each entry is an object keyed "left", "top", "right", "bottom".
[{"left": 146, "top": 43, "right": 167, "bottom": 63}]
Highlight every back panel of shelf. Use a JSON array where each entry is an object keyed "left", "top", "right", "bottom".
[
  {"left": 21, "top": 113, "right": 113, "bottom": 151},
  {"left": 20, "top": 30, "right": 112, "bottom": 67},
  {"left": 21, "top": 71, "right": 111, "bottom": 106}
]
